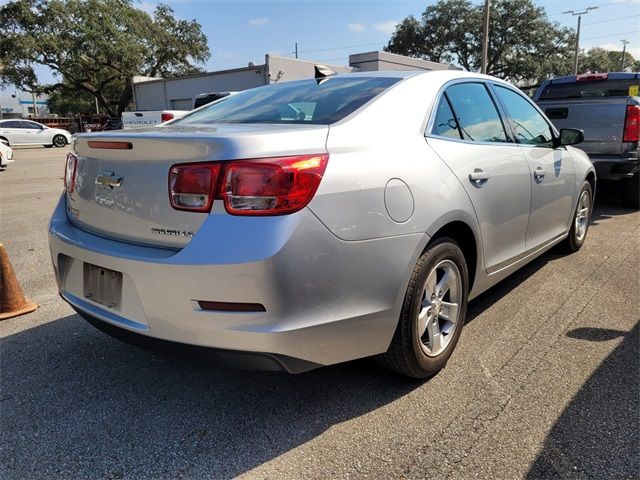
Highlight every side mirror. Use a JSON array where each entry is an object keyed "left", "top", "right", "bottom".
[{"left": 558, "top": 128, "right": 584, "bottom": 146}]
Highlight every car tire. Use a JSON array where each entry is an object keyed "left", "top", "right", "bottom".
[
  {"left": 52, "top": 135, "right": 67, "bottom": 148},
  {"left": 622, "top": 173, "right": 639, "bottom": 209},
  {"left": 376, "top": 237, "right": 469, "bottom": 378},
  {"left": 559, "top": 181, "right": 593, "bottom": 253}
]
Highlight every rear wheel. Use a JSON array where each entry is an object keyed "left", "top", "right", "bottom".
[
  {"left": 623, "top": 173, "right": 639, "bottom": 209},
  {"left": 53, "top": 135, "right": 67, "bottom": 147},
  {"left": 559, "top": 181, "right": 592, "bottom": 253},
  {"left": 377, "top": 238, "right": 469, "bottom": 378}
]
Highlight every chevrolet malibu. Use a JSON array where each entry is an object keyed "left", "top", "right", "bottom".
[{"left": 49, "top": 71, "right": 595, "bottom": 378}]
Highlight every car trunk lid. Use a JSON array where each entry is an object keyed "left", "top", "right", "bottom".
[{"left": 67, "top": 124, "right": 329, "bottom": 248}]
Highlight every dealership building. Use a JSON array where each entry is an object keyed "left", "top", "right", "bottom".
[
  {"left": 132, "top": 51, "right": 456, "bottom": 111},
  {"left": 0, "top": 88, "right": 50, "bottom": 119}
]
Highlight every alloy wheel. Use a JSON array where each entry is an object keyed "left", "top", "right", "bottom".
[{"left": 417, "top": 259, "right": 462, "bottom": 357}]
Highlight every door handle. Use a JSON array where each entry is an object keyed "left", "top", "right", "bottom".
[
  {"left": 533, "top": 167, "right": 546, "bottom": 181},
  {"left": 469, "top": 168, "right": 489, "bottom": 186}
]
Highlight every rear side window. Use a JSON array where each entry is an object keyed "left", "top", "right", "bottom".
[
  {"left": 432, "top": 96, "right": 461, "bottom": 139},
  {"left": 444, "top": 83, "right": 508, "bottom": 143},
  {"left": 174, "top": 77, "right": 400, "bottom": 126},
  {"left": 495, "top": 86, "right": 553, "bottom": 147},
  {"left": 1, "top": 121, "right": 22, "bottom": 128},
  {"left": 538, "top": 79, "right": 639, "bottom": 100}
]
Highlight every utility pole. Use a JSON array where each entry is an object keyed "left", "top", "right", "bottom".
[
  {"left": 295, "top": 42, "right": 298, "bottom": 59},
  {"left": 563, "top": 7, "right": 598, "bottom": 75},
  {"left": 95, "top": 97, "right": 99, "bottom": 115},
  {"left": 481, "top": 0, "right": 491, "bottom": 74},
  {"left": 621, "top": 39, "right": 629, "bottom": 71}
]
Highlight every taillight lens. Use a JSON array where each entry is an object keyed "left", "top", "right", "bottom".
[
  {"left": 623, "top": 105, "right": 640, "bottom": 142},
  {"left": 168, "top": 154, "right": 329, "bottom": 215},
  {"left": 169, "top": 163, "right": 221, "bottom": 212},
  {"left": 161, "top": 112, "right": 175, "bottom": 123},
  {"left": 64, "top": 152, "right": 78, "bottom": 193},
  {"left": 220, "top": 154, "right": 329, "bottom": 215}
]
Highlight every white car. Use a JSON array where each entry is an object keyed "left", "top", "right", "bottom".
[
  {"left": 0, "top": 119, "right": 72, "bottom": 148},
  {"left": 0, "top": 139, "right": 13, "bottom": 170}
]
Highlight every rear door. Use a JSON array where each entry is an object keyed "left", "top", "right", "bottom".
[
  {"left": 0, "top": 120, "right": 27, "bottom": 144},
  {"left": 493, "top": 84, "right": 575, "bottom": 248},
  {"left": 427, "top": 81, "right": 532, "bottom": 273}
]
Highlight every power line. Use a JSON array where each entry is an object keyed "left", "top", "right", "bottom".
[
  {"left": 549, "top": 0, "right": 634, "bottom": 17},
  {"left": 584, "top": 13, "right": 640, "bottom": 25},
  {"left": 296, "top": 42, "right": 385, "bottom": 54},
  {"left": 582, "top": 29, "right": 640, "bottom": 40}
]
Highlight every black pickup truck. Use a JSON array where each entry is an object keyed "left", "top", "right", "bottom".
[{"left": 534, "top": 72, "right": 639, "bottom": 207}]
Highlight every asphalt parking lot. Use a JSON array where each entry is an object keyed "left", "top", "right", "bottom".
[{"left": 0, "top": 146, "right": 638, "bottom": 479}]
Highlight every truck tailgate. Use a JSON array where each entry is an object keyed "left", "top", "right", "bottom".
[{"left": 540, "top": 98, "right": 628, "bottom": 155}]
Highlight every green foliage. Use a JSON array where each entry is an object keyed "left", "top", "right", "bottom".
[
  {"left": 47, "top": 90, "right": 97, "bottom": 116},
  {"left": 579, "top": 48, "right": 640, "bottom": 73},
  {"left": 385, "top": 0, "right": 575, "bottom": 83},
  {"left": 0, "top": 0, "right": 210, "bottom": 116}
]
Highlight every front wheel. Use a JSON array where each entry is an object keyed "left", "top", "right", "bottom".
[
  {"left": 376, "top": 238, "right": 469, "bottom": 378},
  {"left": 52, "top": 135, "right": 67, "bottom": 147},
  {"left": 559, "top": 181, "right": 592, "bottom": 253}
]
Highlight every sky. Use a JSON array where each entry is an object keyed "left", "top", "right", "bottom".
[{"left": 5, "top": 0, "right": 640, "bottom": 84}]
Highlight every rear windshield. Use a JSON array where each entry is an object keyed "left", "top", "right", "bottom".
[
  {"left": 173, "top": 77, "right": 400, "bottom": 126},
  {"left": 538, "top": 79, "right": 639, "bottom": 100}
]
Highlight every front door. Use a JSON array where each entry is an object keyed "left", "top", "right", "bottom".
[{"left": 492, "top": 85, "right": 576, "bottom": 249}]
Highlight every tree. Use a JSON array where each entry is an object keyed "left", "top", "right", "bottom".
[
  {"left": 47, "top": 90, "right": 97, "bottom": 116},
  {"left": 385, "top": 0, "right": 575, "bottom": 83},
  {"left": 579, "top": 47, "right": 640, "bottom": 73},
  {"left": 0, "top": 0, "right": 210, "bottom": 116}
]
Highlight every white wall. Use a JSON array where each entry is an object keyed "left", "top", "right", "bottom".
[
  {"left": 266, "top": 55, "right": 355, "bottom": 84},
  {"left": 133, "top": 66, "right": 268, "bottom": 110}
]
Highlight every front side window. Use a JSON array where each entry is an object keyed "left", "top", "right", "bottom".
[
  {"left": 495, "top": 86, "right": 553, "bottom": 147},
  {"left": 444, "top": 83, "right": 508, "bottom": 143},
  {"left": 173, "top": 77, "right": 401, "bottom": 126}
]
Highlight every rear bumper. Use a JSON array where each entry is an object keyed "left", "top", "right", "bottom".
[
  {"left": 49, "top": 195, "right": 427, "bottom": 370},
  {"left": 589, "top": 154, "right": 639, "bottom": 181}
]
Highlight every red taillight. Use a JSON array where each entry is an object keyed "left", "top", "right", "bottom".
[
  {"left": 168, "top": 154, "right": 329, "bottom": 215},
  {"left": 220, "top": 154, "right": 329, "bottom": 215},
  {"left": 161, "top": 112, "right": 175, "bottom": 123},
  {"left": 169, "top": 163, "right": 222, "bottom": 212},
  {"left": 64, "top": 152, "right": 78, "bottom": 193},
  {"left": 623, "top": 105, "right": 640, "bottom": 142}
]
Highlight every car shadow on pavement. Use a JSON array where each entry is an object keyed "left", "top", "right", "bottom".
[
  {"left": 525, "top": 322, "right": 639, "bottom": 478},
  {"left": 0, "top": 314, "right": 421, "bottom": 479},
  {"left": 467, "top": 194, "right": 635, "bottom": 326}
]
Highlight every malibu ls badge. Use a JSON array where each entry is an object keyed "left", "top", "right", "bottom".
[{"left": 95, "top": 171, "right": 123, "bottom": 189}]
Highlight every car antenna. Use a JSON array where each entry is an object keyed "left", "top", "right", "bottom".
[{"left": 314, "top": 64, "right": 337, "bottom": 85}]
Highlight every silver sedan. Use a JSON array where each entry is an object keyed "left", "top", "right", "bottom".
[{"left": 49, "top": 70, "right": 595, "bottom": 377}]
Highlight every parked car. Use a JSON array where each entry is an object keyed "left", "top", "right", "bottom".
[
  {"left": 0, "top": 139, "right": 13, "bottom": 170},
  {"left": 0, "top": 119, "right": 72, "bottom": 148},
  {"left": 534, "top": 72, "right": 639, "bottom": 207},
  {"left": 49, "top": 71, "right": 594, "bottom": 378},
  {"left": 121, "top": 110, "right": 189, "bottom": 129},
  {"left": 122, "top": 92, "right": 235, "bottom": 130}
]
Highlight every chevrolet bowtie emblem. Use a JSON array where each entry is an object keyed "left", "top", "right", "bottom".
[{"left": 95, "top": 172, "right": 123, "bottom": 189}]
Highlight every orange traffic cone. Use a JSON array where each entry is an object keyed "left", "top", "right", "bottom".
[{"left": 0, "top": 243, "right": 38, "bottom": 320}]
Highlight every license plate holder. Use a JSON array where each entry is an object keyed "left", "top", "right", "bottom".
[{"left": 83, "top": 263, "right": 123, "bottom": 309}]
